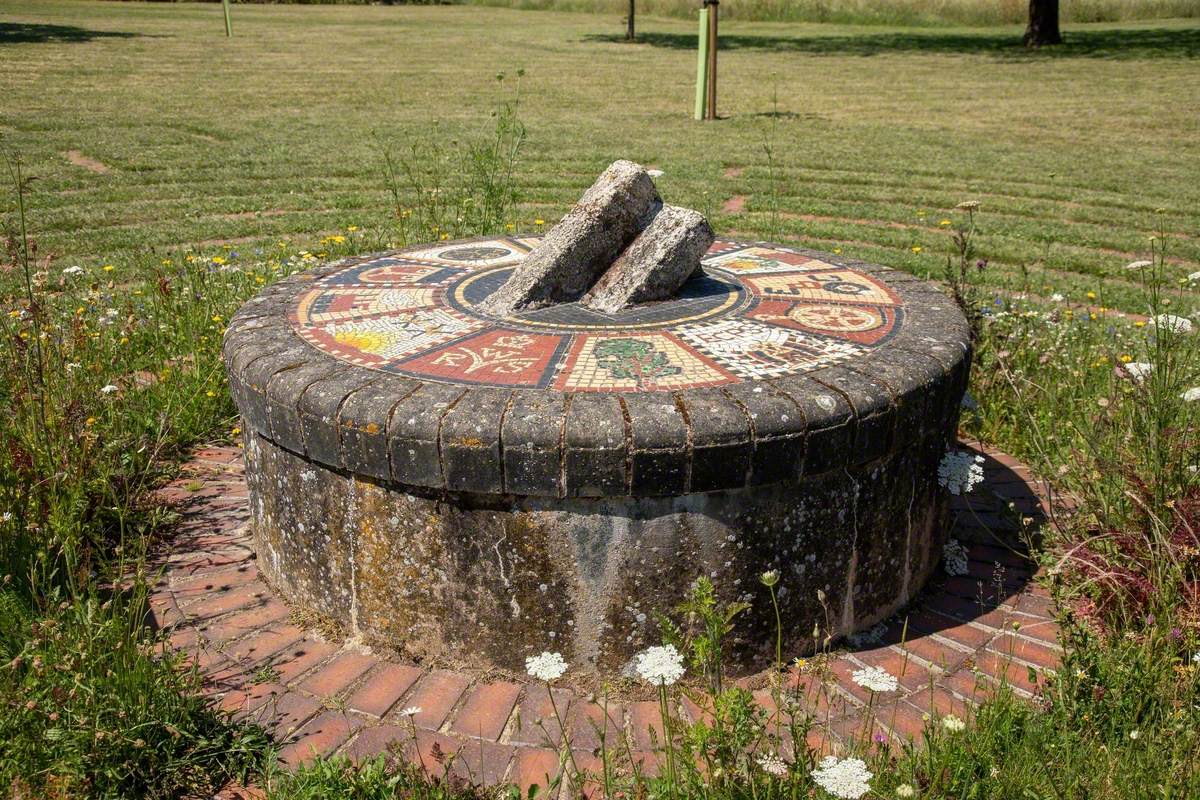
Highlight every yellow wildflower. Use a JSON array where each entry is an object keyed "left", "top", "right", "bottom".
[
  {"left": 911, "top": 246, "right": 922, "bottom": 254},
  {"left": 535, "top": 219, "right": 546, "bottom": 226},
  {"left": 1119, "top": 354, "right": 1132, "bottom": 363},
  {"left": 1086, "top": 291, "right": 1097, "bottom": 300},
  {"left": 939, "top": 219, "right": 951, "bottom": 227},
  {"left": 212, "top": 256, "right": 226, "bottom": 265},
  {"left": 102, "top": 265, "right": 114, "bottom": 272}
]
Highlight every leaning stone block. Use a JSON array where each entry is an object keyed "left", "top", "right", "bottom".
[
  {"left": 580, "top": 205, "right": 715, "bottom": 313},
  {"left": 480, "top": 160, "right": 660, "bottom": 315}
]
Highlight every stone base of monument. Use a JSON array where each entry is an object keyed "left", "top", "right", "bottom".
[
  {"left": 245, "top": 429, "right": 950, "bottom": 673},
  {"left": 224, "top": 235, "right": 969, "bottom": 675}
]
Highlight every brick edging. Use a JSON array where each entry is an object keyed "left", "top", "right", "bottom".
[{"left": 151, "top": 441, "right": 1065, "bottom": 795}]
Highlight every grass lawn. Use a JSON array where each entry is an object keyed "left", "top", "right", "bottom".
[
  {"left": 2, "top": 4, "right": 1199, "bottom": 798},
  {"left": 2, "top": 2, "right": 1198, "bottom": 314}
]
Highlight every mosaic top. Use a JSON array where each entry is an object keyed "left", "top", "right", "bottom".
[{"left": 289, "top": 237, "right": 904, "bottom": 393}]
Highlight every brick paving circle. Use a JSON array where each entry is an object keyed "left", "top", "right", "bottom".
[{"left": 150, "top": 441, "right": 1067, "bottom": 796}]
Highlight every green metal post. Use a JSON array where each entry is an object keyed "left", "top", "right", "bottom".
[
  {"left": 222, "top": 0, "right": 233, "bottom": 37},
  {"left": 694, "top": 7, "right": 709, "bottom": 120}
]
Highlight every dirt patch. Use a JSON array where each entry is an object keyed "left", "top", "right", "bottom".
[
  {"left": 722, "top": 195, "right": 747, "bottom": 214},
  {"left": 217, "top": 209, "right": 294, "bottom": 221},
  {"left": 723, "top": 166, "right": 744, "bottom": 179},
  {"left": 64, "top": 150, "right": 109, "bottom": 174}
]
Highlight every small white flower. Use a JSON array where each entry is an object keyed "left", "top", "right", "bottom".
[
  {"left": 1129, "top": 729, "right": 1141, "bottom": 740},
  {"left": 62, "top": 266, "right": 85, "bottom": 277},
  {"left": 943, "top": 538, "right": 970, "bottom": 577},
  {"left": 942, "top": 714, "right": 966, "bottom": 733},
  {"left": 398, "top": 706, "right": 422, "bottom": 717},
  {"left": 989, "top": 766, "right": 1000, "bottom": 778},
  {"left": 1187, "top": 270, "right": 1200, "bottom": 284},
  {"left": 646, "top": 168, "right": 665, "bottom": 178},
  {"left": 100, "top": 384, "right": 119, "bottom": 395},
  {"left": 98, "top": 308, "right": 120, "bottom": 326},
  {"left": 1191, "top": 652, "right": 1200, "bottom": 664},
  {"left": 812, "top": 756, "right": 873, "bottom": 799},
  {"left": 954, "top": 200, "right": 980, "bottom": 211},
  {"left": 938, "top": 451, "right": 985, "bottom": 495},
  {"left": 1181, "top": 387, "right": 1200, "bottom": 403},
  {"left": 634, "top": 644, "right": 685, "bottom": 686},
  {"left": 1123, "top": 362, "right": 1153, "bottom": 383},
  {"left": 1, "top": 512, "right": 12, "bottom": 523},
  {"left": 1124, "top": 260, "right": 1153, "bottom": 271},
  {"left": 1154, "top": 314, "right": 1194, "bottom": 335},
  {"left": 851, "top": 665, "right": 898, "bottom": 693},
  {"left": 896, "top": 784, "right": 916, "bottom": 799},
  {"left": 1050, "top": 293, "right": 1065, "bottom": 302},
  {"left": 760, "top": 569, "right": 780, "bottom": 587},
  {"left": 756, "top": 753, "right": 788, "bottom": 777},
  {"left": 525, "top": 651, "right": 568, "bottom": 682}
]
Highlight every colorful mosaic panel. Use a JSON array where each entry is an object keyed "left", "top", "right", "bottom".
[
  {"left": 676, "top": 319, "right": 866, "bottom": 379},
  {"left": 555, "top": 333, "right": 734, "bottom": 392},
  {"left": 289, "top": 238, "right": 905, "bottom": 391}
]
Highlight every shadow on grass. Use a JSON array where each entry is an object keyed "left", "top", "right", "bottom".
[
  {"left": 586, "top": 26, "right": 1200, "bottom": 60},
  {"left": 0, "top": 22, "right": 141, "bottom": 45}
]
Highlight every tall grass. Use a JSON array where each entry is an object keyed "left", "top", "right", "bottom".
[{"left": 459, "top": 0, "right": 1200, "bottom": 26}]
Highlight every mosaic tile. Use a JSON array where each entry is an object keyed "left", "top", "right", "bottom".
[{"left": 289, "top": 238, "right": 906, "bottom": 390}]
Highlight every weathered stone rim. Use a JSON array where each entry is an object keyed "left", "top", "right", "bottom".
[{"left": 223, "top": 238, "right": 971, "bottom": 498}]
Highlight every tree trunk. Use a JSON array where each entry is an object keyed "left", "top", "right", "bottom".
[
  {"left": 1024, "top": 0, "right": 1062, "bottom": 47},
  {"left": 627, "top": 0, "right": 635, "bottom": 41}
]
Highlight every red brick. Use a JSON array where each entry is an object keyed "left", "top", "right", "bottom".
[
  {"left": 226, "top": 623, "right": 306, "bottom": 664},
  {"left": 509, "top": 685, "right": 576, "bottom": 747},
  {"left": 269, "top": 638, "right": 338, "bottom": 684},
  {"left": 930, "top": 621, "right": 994, "bottom": 652},
  {"left": 570, "top": 696, "right": 623, "bottom": 752},
  {"left": 401, "top": 670, "right": 471, "bottom": 730},
  {"left": 199, "top": 600, "right": 291, "bottom": 645},
  {"left": 344, "top": 723, "right": 414, "bottom": 764},
  {"left": 179, "top": 581, "right": 268, "bottom": 619},
  {"left": 627, "top": 700, "right": 665, "bottom": 751},
  {"left": 973, "top": 650, "right": 1041, "bottom": 696},
  {"left": 277, "top": 711, "right": 365, "bottom": 768},
  {"left": 450, "top": 680, "right": 521, "bottom": 740},
  {"left": 512, "top": 746, "right": 563, "bottom": 792},
  {"left": 265, "top": 691, "right": 323, "bottom": 737},
  {"left": 439, "top": 735, "right": 514, "bottom": 785},
  {"left": 897, "top": 633, "right": 970, "bottom": 674},
  {"left": 1009, "top": 617, "right": 1060, "bottom": 645},
  {"left": 347, "top": 663, "right": 424, "bottom": 718},
  {"left": 986, "top": 631, "right": 1060, "bottom": 670},
  {"left": 299, "top": 651, "right": 377, "bottom": 699}
]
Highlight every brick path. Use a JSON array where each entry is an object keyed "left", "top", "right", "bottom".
[{"left": 149, "top": 442, "right": 1066, "bottom": 797}]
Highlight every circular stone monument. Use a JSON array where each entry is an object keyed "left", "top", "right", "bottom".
[{"left": 224, "top": 236, "right": 970, "bottom": 674}]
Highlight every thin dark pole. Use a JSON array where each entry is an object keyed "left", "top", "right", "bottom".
[{"left": 705, "top": 0, "right": 718, "bottom": 119}]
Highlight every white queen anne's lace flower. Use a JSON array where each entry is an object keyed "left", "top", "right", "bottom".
[
  {"left": 942, "top": 714, "right": 966, "bottom": 732},
  {"left": 1154, "top": 314, "right": 1194, "bottom": 335},
  {"left": 1182, "top": 387, "right": 1200, "bottom": 403},
  {"left": 634, "top": 644, "right": 685, "bottom": 686},
  {"left": 938, "top": 451, "right": 985, "bottom": 495},
  {"left": 756, "top": 753, "right": 788, "bottom": 777},
  {"left": 896, "top": 784, "right": 916, "bottom": 798},
  {"left": 943, "top": 538, "right": 970, "bottom": 577},
  {"left": 62, "top": 266, "right": 85, "bottom": 277},
  {"left": 1124, "top": 260, "right": 1153, "bottom": 271},
  {"left": 525, "top": 651, "right": 567, "bottom": 682},
  {"left": 1123, "top": 362, "right": 1153, "bottom": 383},
  {"left": 100, "top": 384, "right": 119, "bottom": 395},
  {"left": 850, "top": 665, "right": 898, "bottom": 693},
  {"left": 812, "top": 756, "right": 873, "bottom": 799}
]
